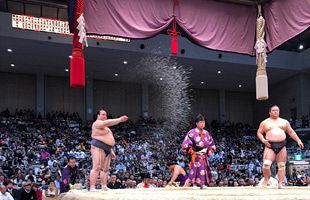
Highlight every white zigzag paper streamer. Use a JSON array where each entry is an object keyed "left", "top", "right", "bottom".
[
  {"left": 255, "top": 39, "right": 267, "bottom": 64},
  {"left": 77, "top": 14, "right": 88, "bottom": 47}
]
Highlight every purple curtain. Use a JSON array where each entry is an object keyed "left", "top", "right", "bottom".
[
  {"left": 84, "top": 0, "right": 174, "bottom": 38},
  {"left": 264, "top": 0, "right": 310, "bottom": 51},
  {"left": 175, "top": 0, "right": 256, "bottom": 55},
  {"left": 83, "top": 0, "right": 310, "bottom": 55}
]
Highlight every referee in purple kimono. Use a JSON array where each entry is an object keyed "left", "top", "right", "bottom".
[{"left": 182, "top": 114, "right": 216, "bottom": 188}]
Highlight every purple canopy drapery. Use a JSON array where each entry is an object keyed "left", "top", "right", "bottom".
[
  {"left": 82, "top": 0, "right": 310, "bottom": 55},
  {"left": 264, "top": 0, "right": 310, "bottom": 52},
  {"left": 84, "top": 0, "right": 174, "bottom": 38}
]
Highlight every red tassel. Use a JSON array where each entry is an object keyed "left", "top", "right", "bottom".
[
  {"left": 70, "top": 52, "right": 85, "bottom": 88},
  {"left": 171, "top": 36, "right": 178, "bottom": 55},
  {"left": 70, "top": 0, "right": 85, "bottom": 88},
  {"left": 167, "top": 19, "right": 181, "bottom": 55}
]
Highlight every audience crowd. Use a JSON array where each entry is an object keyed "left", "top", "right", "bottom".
[{"left": 0, "top": 109, "right": 309, "bottom": 199}]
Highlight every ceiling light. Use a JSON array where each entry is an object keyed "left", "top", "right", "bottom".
[
  {"left": 217, "top": 70, "right": 221, "bottom": 74},
  {"left": 7, "top": 49, "right": 12, "bottom": 52},
  {"left": 10, "top": 64, "right": 15, "bottom": 67},
  {"left": 123, "top": 61, "right": 128, "bottom": 64},
  {"left": 201, "top": 81, "right": 204, "bottom": 84},
  {"left": 69, "top": 55, "right": 72, "bottom": 59},
  {"left": 238, "top": 84, "right": 242, "bottom": 88},
  {"left": 173, "top": 66, "right": 177, "bottom": 69},
  {"left": 65, "top": 68, "right": 69, "bottom": 72},
  {"left": 299, "top": 44, "right": 304, "bottom": 50},
  {"left": 159, "top": 78, "right": 163, "bottom": 81},
  {"left": 114, "top": 73, "right": 118, "bottom": 77}
]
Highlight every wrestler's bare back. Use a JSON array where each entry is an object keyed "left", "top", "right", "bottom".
[
  {"left": 261, "top": 117, "right": 288, "bottom": 142},
  {"left": 91, "top": 120, "right": 115, "bottom": 146}
]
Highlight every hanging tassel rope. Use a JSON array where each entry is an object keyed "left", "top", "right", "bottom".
[
  {"left": 70, "top": 0, "right": 86, "bottom": 88},
  {"left": 255, "top": 5, "right": 268, "bottom": 100}
]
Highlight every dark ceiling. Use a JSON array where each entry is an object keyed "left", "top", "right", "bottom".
[{"left": 0, "top": 35, "right": 301, "bottom": 91}]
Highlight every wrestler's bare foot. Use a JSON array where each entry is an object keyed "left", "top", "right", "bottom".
[
  {"left": 102, "top": 186, "right": 110, "bottom": 191},
  {"left": 89, "top": 187, "right": 97, "bottom": 192},
  {"left": 278, "top": 184, "right": 285, "bottom": 189}
]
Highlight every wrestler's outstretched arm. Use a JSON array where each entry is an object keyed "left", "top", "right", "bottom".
[
  {"left": 285, "top": 121, "right": 304, "bottom": 149},
  {"left": 96, "top": 115, "right": 128, "bottom": 128}
]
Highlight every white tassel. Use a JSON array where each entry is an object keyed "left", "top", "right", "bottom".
[{"left": 256, "top": 74, "right": 268, "bottom": 100}]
